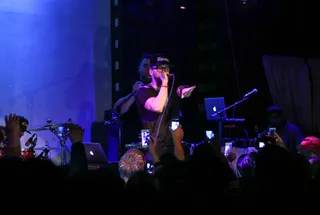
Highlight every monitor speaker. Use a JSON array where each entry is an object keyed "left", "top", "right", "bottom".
[{"left": 91, "top": 121, "right": 122, "bottom": 162}]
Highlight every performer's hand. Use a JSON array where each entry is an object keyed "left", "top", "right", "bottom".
[
  {"left": 132, "top": 81, "right": 143, "bottom": 93},
  {"left": 160, "top": 72, "right": 169, "bottom": 85},
  {"left": 169, "top": 125, "right": 184, "bottom": 142},
  {"left": 4, "top": 114, "right": 20, "bottom": 135},
  {"left": 67, "top": 123, "right": 84, "bottom": 144},
  {"left": 180, "top": 85, "right": 196, "bottom": 99}
]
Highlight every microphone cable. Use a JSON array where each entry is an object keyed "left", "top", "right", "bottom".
[{"left": 154, "top": 74, "right": 175, "bottom": 143}]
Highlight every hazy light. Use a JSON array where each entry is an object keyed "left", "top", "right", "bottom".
[{"left": 180, "top": 6, "right": 186, "bottom": 10}]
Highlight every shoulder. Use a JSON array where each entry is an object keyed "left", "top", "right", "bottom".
[{"left": 287, "top": 122, "right": 300, "bottom": 132}]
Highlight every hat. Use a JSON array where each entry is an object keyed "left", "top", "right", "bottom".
[
  {"left": 267, "top": 105, "right": 282, "bottom": 114},
  {"left": 150, "top": 54, "right": 173, "bottom": 69},
  {"left": 300, "top": 136, "right": 320, "bottom": 155},
  {"left": 17, "top": 116, "right": 31, "bottom": 134}
]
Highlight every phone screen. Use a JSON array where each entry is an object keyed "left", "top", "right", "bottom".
[
  {"left": 141, "top": 129, "right": 150, "bottom": 147},
  {"left": 171, "top": 120, "right": 179, "bottom": 130},
  {"left": 259, "top": 142, "right": 265, "bottom": 148},
  {"left": 225, "top": 142, "right": 232, "bottom": 156},
  {"left": 206, "top": 130, "right": 214, "bottom": 139},
  {"left": 269, "top": 127, "right": 276, "bottom": 137}
]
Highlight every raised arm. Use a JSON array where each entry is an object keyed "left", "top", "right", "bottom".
[
  {"left": 4, "top": 114, "right": 21, "bottom": 158},
  {"left": 176, "top": 85, "right": 196, "bottom": 99},
  {"left": 144, "top": 86, "right": 168, "bottom": 113},
  {"left": 113, "top": 81, "right": 143, "bottom": 115},
  {"left": 113, "top": 93, "right": 136, "bottom": 115},
  {"left": 136, "top": 75, "right": 168, "bottom": 113}
]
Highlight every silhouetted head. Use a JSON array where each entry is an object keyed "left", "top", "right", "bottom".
[
  {"left": 138, "top": 54, "right": 152, "bottom": 84},
  {"left": 267, "top": 106, "right": 285, "bottom": 128}
]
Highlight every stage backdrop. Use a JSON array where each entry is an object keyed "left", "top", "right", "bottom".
[{"left": 0, "top": 0, "right": 112, "bottom": 164}]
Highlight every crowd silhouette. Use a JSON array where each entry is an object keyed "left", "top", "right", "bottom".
[{"left": 1, "top": 113, "right": 319, "bottom": 210}]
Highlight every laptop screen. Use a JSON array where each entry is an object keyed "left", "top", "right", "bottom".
[
  {"left": 82, "top": 142, "right": 108, "bottom": 164},
  {"left": 204, "top": 97, "right": 227, "bottom": 121}
]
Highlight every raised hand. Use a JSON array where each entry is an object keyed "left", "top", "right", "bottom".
[
  {"left": 159, "top": 72, "right": 169, "bottom": 85},
  {"left": 274, "top": 133, "right": 286, "bottom": 149},
  {"left": 169, "top": 125, "right": 184, "bottom": 142},
  {"left": 5, "top": 114, "right": 20, "bottom": 134},
  {"left": 181, "top": 86, "right": 196, "bottom": 99},
  {"left": 226, "top": 149, "right": 237, "bottom": 162},
  {"left": 67, "top": 123, "right": 84, "bottom": 144}
]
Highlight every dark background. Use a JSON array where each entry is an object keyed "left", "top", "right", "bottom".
[{"left": 111, "top": 0, "right": 320, "bottom": 142}]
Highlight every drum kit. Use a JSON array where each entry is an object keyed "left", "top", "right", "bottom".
[{"left": 22, "top": 119, "right": 72, "bottom": 165}]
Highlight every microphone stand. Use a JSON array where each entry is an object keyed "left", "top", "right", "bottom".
[
  {"left": 211, "top": 96, "right": 250, "bottom": 145},
  {"left": 38, "top": 148, "right": 50, "bottom": 160}
]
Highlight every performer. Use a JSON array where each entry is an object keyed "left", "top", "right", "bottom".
[
  {"left": 135, "top": 54, "right": 196, "bottom": 155},
  {"left": 110, "top": 54, "right": 153, "bottom": 146},
  {"left": 113, "top": 54, "right": 152, "bottom": 115}
]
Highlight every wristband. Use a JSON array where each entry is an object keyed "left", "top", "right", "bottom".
[{"left": 161, "top": 85, "right": 168, "bottom": 88}]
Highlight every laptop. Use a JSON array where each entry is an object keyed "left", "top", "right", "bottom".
[
  {"left": 204, "top": 97, "right": 227, "bottom": 121},
  {"left": 83, "top": 142, "right": 108, "bottom": 164}
]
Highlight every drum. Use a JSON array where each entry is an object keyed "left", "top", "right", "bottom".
[{"left": 21, "top": 149, "right": 35, "bottom": 160}]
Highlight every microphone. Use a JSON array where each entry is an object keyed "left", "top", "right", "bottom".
[
  {"left": 243, "top": 88, "right": 258, "bottom": 98},
  {"left": 32, "top": 136, "right": 38, "bottom": 145},
  {"left": 25, "top": 133, "right": 36, "bottom": 146}
]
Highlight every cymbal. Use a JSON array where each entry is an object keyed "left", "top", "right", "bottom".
[
  {"left": 28, "top": 123, "right": 70, "bottom": 132},
  {"left": 34, "top": 146, "right": 60, "bottom": 151}
]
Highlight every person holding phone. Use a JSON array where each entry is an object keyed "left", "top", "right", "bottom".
[
  {"left": 135, "top": 54, "right": 196, "bottom": 155},
  {"left": 260, "top": 106, "right": 304, "bottom": 153}
]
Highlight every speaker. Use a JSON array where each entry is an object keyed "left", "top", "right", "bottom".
[
  {"left": 107, "top": 122, "right": 122, "bottom": 162},
  {"left": 91, "top": 121, "right": 122, "bottom": 163}
]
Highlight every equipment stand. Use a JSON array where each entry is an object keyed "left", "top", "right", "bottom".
[
  {"left": 212, "top": 96, "right": 250, "bottom": 145},
  {"left": 38, "top": 148, "right": 50, "bottom": 160},
  {"left": 50, "top": 128, "right": 69, "bottom": 166},
  {"left": 59, "top": 139, "right": 68, "bottom": 165}
]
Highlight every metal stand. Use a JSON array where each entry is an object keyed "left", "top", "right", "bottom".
[
  {"left": 59, "top": 138, "right": 69, "bottom": 165},
  {"left": 212, "top": 96, "right": 250, "bottom": 145},
  {"left": 38, "top": 148, "right": 50, "bottom": 160},
  {"left": 49, "top": 127, "right": 70, "bottom": 165}
]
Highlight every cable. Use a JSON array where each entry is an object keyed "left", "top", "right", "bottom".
[
  {"left": 155, "top": 75, "right": 175, "bottom": 141},
  {"left": 224, "top": 0, "right": 241, "bottom": 100},
  {"left": 224, "top": 0, "right": 241, "bottom": 137}
]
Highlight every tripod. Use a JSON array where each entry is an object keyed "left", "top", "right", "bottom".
[{"left": 49, "top": 128, "right": 70, "bottom": 165}]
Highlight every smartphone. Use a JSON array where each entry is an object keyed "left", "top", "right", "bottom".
[
  {"left": 269, "top": 127, "right": 276, "bottom": 138},
  {"left": 259, "top": 142, "right": 265, "bottom": 148},
  {"left": 225, "top": 142, "right": 233, "bottom": 156},
  {"left": 171, "top": 120, "right": 179, "bottom": 130},
  {"left": 141, "top": 129, "right": 150, "bottom": 147},
  {"left": 205, "top": 130, "right": 215, "bottom": 139},
  {"left": 146, "top": 162, "right": 154, "bottom": 174}
]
